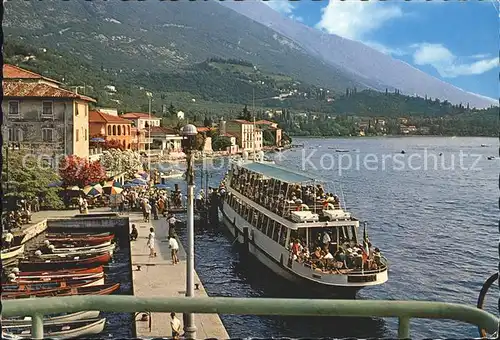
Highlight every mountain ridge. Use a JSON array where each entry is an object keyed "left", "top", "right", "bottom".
[{"left": 219, "top": 1, "right": 496, "bottom": 108}]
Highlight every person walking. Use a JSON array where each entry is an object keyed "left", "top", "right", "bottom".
[
  {"left": 167, "top": 214, "right": 179, "bottom": 238},
  {"left": 170, "top": 312, "right": 182, "bottom": 340},
  {"left": 168, "top": 236, "right": 180, "bottom": 265},
  {"left": 4, "top": 229, "right": 14, "bottom": 250},
  {"left": 144, "top": 201, "right": 151, "bottom": 222},
  {"left": 147, "top": 227, "right": 156, "bottom": 257}
]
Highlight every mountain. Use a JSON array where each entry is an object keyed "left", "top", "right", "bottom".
[
  {"left": 2, "top": 0, "right": 359, "bottom": 93},
  {"left": 220, "top": 1, "right": 496, "bottom": 109},
  {"left": 3, "top": 0, "right": 495, "bottom": 109}
]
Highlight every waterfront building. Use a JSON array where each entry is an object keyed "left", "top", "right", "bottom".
[
  {"left": 89, "top": 110, "right": 133, "bottom": 150},
  {"left": 2, "top": 64, "right": 96, "bottom": 162},
  {"left": 226, "top": 119, "right": 262, "bottom": 151},
  {"left": 255, "top": 120, "right": 283, "bottom": 147},
  {"left": 149, "top": 126, "right": 183, "bottom": 155}
]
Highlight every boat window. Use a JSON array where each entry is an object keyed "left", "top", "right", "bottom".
[
  {"left": 350, "top": 226, "right": 358, "bottom": 244},
  {"left": 279, "top": 227, "right": 288, "bottom": 247},
  {"left": 297, "top": 228, "right": 307, "bottom": 245},
  {"left": 266, "top": 221, "right": 275, "bottom": 238},
  {"left": 272, "top": 224, "right": 281, "bottom": 242}
]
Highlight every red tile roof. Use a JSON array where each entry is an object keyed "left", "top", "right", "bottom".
[
  {"left": 121, "top": 112, "right": 160, "bottom": 119},
  {"left": 196, "top": 127, "right": 212, "bottom": 133},
  {"left": 222, "top": 133, "right": 236, "bottom": 138},
  {"left": 255, "top": 120, "right": 276, "bottom": 125},
  {"left": 150, "top": 126, "right": 178, "bottom": 135},
  {"left": 3, "top": 64, "right": 62, "bottom": 84},
  {"left": 3, "top": 81, "right": 96, "bottom": 102},
  {"left": 231, "top": 119, "right": 252, "bottom": 124},
  {"left": 89, "top": 110, "right": 132, "bottom": 124}
]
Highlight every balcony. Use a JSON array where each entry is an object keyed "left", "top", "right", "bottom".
[{"left": 2, "top": 296, "right": 498, "bottom": 339}]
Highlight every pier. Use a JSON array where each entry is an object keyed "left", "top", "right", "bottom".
[
  {"left": 129, "top": 212, "right": 229, "bottom": 338},
  {"left": 9, "top": 208, "right": 229, "bottom": 338}
]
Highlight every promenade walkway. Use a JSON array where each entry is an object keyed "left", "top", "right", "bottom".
[{"left": 129, "top": 212, "right": 229, "bottom": 339}]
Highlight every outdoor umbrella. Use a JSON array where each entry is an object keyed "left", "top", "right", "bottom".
[
  {"left": 48, "top": 180, "right": 64, "bottom": 188},
  {"left": 65, "top": 185, "right": 81, "bottom": 192},
  {"left": 103, "top": 183, "right": 124, "bottom": 195},
  {"left": 131, "top": 178, "right": 147, "bottom": 185},
  {"left": 83, "top": 184, "right": 103, "bottom": 197},
  {"left": 91, "top": 137, "right": 106, "bottom": 143},
  {"left": 123, "top": 182, "right": 140, "bottom": 188}
]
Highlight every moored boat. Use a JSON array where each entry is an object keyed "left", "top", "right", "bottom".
[
  {"left": 1, "top": 245, "right": 25, "bottom": 260},
  {"left": 2, "top": 283, "right": 120, "bottom": 299},
  {"left": 36, "top": 244, "right": 115, "bottom": 259},
  {"left": 2, "top": 318, "right": 106, "bottom": 339},
  {"left": 7, "top": 271, "right": 104, "bottom": 284},
  {"left": 47, "top": 234, "right": 114, "bottom": 246},
  {"left": 19, "top": 253, "right": 112, "bottom": 271},
  {"left": 46, "top": 232, "right": 111, "bottom": 238},
  {"left": 47, "top": 241, "right": 112, "bottom": 253},
  {"left": 2, "top": 311, "right": 100, "bottom": 326},
  {"left": 221, "top": 159, "right": 389, "bottom": 296},
  {"left": 15, "top": 266, "right": 103, "bottom": 278}
]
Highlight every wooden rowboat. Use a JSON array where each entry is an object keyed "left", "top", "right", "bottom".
[
  {"left": 2, "top": 277, "right": 105, "bottom": 293},
  {"left": 48, "top": 234, "right": 114, "bottom": 246},
  {"left": 46, "top": 231, "right": 111, "bottom": 238},
  {"left": 12, "top": 272, "right": 104, "bottom": 284},
  {"left": 38, "top": 244, "right": 115, "bottom": 259},
  {"left": 19, "top": 253, "right": 111, "bottom": 271},
  {"left": 1, "top": 245, "right": 25, "bottom": 260},
  {"left": 2, "top": 283, "right": 120, "bottom": 299},
  {"left": 49, "top": 241, "right": 112, "bottom": 252},
  {"left": 2, "top": 311, "right": 100, "bottom": 326},
  {"left": 16, "top": 266, "right": 103, "bottom": 278},
  {"left": 3, "top": 318, "right": 106, "bottom": 339}
]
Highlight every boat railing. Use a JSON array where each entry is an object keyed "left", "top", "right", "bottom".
[
  {"left": 301, "top": 254, "right": 388, "bottom": 276},
  {"left": 3, "top": 295, "right": 498, "bottom": 339}
]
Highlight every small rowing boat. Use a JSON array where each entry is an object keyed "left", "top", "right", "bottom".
[
  {"left": 2, "top": 311, "right": 100, "bottom": 326},
  {"left": 2, "top": 277, "right": 104, "bottom": 293},
  {"left": 47, "top": 234, "right": 114, "bottom": 246},
  {"left": 9, "top": 271, "right": 104, "bottom": 284},
  {"left": 15, "top": 266, "right": 103, "bottom": 278},
  {"left": 19, "top": 253, "right": 111, "bottom": 271},
  {"left": 48, "top": 241, "right": 112, "bottom": 252},
  {"left": 37, "top": 244, "right": 116, "bottom": 259},
  {"left": 1, "top": 245, "right": 25, "bottom": 260},
  {"left": 46, "top": 231, "right": 111, "bottom": 238},
  {"left": 3, "top": 318, "right": 106, "bottom": 339},
  {"left": 2, "top": 283, "right": 120, "bottom": 299}
]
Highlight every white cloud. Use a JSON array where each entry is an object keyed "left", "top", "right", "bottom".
[
  {"left": 263, "top": 0, "right": 295, "bottom": 15},
  {"left": 364, "top": 41, "right": 406, "bottom": 57},
  {"left": 315, "top": 1, "right": 403, "bottom": 41},
  {"left": 411, "top": 43, "right": 498, "bottom": 77}
]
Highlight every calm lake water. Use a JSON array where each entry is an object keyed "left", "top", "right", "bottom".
[{"left": 174, "top": 136, "right": 498, "bottom": 339}]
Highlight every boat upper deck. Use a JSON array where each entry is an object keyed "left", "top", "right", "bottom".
[{"left": 227, "top": 161, "right": 358, "bottom": 228}]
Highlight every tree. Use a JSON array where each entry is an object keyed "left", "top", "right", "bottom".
[
  {"left": 100, "top": 149, "right": 142, "bottom": 177},
  {"left": 203, "top": 116, "right": 212, "bottom": 127},
  {"left": 168, "top": 103, "right": 176, "bottom": 116},
  {"left": 239, "top": 105, "right": 252, "bottom": 121},
  {"left": 211, "top": 136, "right": 232, "bottom": 151},
  {"left": 2, "top": 150, "right": 64, "bottom": 208},
  {"left": 102, "top": 139, "right": 125, "bottom": 150},
  {"left": 262, "top": 129, "right": 276, "bottom": 147},
  {"left": 59, "top": 155, "right": 107, "bottom": 187}
]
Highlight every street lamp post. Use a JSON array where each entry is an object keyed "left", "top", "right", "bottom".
[{"left": 181, "top": 124, "right": 198, "bottom": 340}]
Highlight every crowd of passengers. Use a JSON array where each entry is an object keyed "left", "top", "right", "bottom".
[
  {"left": 230, "top": 168, "right": 341, "bottom": 219},
  {"left": 288, "top": 231, "right": 383, "bottom": 272}
]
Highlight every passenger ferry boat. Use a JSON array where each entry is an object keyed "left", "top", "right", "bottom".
[{"left": 221, "top": 155, "right": 388, "bottom": 296}]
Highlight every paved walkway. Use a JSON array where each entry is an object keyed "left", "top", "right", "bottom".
[{"left": 129, "top": 212, "right": 229, "bottom": 339}]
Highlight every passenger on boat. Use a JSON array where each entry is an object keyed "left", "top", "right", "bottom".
[{"left": 130, "top": 224, "right": 138, "bottom": 241}]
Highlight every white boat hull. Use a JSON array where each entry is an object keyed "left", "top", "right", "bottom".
[
  {"left": 1, "top": 245, "right": 25, "bottom": 260},
  {"left": 3, "top": 311, "right": 100, "bottom": 326},
  {"left": 222, "top": 202, "right": 388, "bottom": 296}
]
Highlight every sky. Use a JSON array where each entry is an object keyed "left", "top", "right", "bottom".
[{"left": 263, "top": 0, "right": 499, "bottom": 100}]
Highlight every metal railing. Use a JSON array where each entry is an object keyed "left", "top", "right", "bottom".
[{"left": 2, "top": 296, "right": 498, "bottom": 339}]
